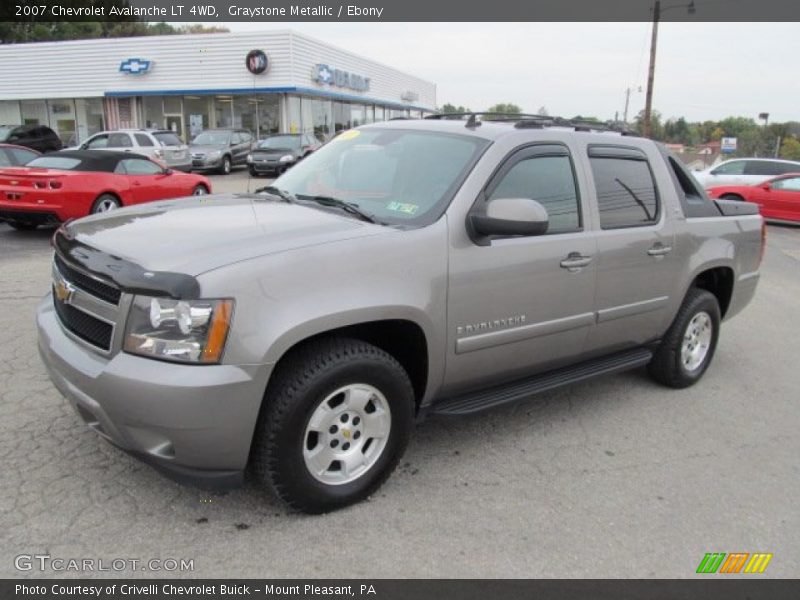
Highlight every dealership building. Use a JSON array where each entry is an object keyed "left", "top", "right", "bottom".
[{"left": 0, "top": 30, "right": 437, "bottom": 145}]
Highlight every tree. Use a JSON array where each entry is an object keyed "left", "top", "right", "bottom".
[
  {"left": 485, "top": 103, "right": 522, "bottom": 117},
  {"left": 634, "top": 109, "right": 664, "bottom": 140},
  {"left": 779, "top": 137, "right": 800, "bottom": 161},
  {"left": 440, "top": 103, "right": 470, "bottom": 115},
  {"left": 537, "top": 106, "right": 549, "bottom": 116}
]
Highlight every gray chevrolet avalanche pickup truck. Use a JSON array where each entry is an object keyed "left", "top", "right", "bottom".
[{"left": 37, "top": 116, "right": 763, "bottom": 513}]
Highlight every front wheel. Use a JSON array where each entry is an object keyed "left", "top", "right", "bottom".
[
  {"left": 648, "top": 288, "right": 721, "bottom": 388},
  {"left": 191, "top": 184, "right": 209, "bottom": 196},
  {"left": 251, "top": 338, "right": 415, "bottom": 513},
  {"left": 219, "top": 156, "right": 232, "bottom": 175}
]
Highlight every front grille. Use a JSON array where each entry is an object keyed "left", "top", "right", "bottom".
[
  {"left": 54, "top": 254, "right": 120, "bottom": 305},
  {"left": 53, "top": 295, "right": 113, "bottom": 350}
]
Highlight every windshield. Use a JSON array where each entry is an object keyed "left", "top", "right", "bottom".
[
  {"left": 154, "top": 132, "right": 183, "bottom": 147},
  {"left": 26, "top": 156, "right": 82, "bottom": 170},
  {"left": 257, "top": 136, "right": 301, "bottom": 150},
  {"left": 192, "top": 132, "right": 230, "bottom": 145},
  {"left": 270, "top": 128, "right": 488, "bottom": 226}
]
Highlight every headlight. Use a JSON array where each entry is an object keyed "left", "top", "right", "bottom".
[
  {"left": 246, "top": 153, "right": 253, "bottom": 163},
  {"left": 124, "top": 296, "right": 234, "bottom": 364},
  {"left": 207, "top": 150, "right": 222, "bottom": 159},
  {"left": 278, "top": 154, "right": 295, "bottom": 163}
]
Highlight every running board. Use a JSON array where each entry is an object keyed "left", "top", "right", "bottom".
[{"left": 431, "top": 348, "right": 653, "bottom": 417}]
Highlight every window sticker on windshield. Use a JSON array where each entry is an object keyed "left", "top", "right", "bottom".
[
  {"left": 386, "top": 201, "right": 419, "bottom": 215},
  {"left": 335, "top": 130, "right": 360, "bottom": 142}
]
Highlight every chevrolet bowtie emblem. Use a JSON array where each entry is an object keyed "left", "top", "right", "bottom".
[{"left": 54, "top": 278, "right": 75, "bottom": 304}]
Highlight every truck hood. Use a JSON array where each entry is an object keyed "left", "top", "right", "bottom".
[{"left": 61, "top": 194, "right": 387, "bottom": 276}]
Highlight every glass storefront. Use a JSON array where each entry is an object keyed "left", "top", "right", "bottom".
[{"left": 0, "top": 93, "right": 427, "bottom": 145}]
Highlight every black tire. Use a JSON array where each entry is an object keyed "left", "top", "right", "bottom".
[
  {"left": 251, "top": 337, "right": 415, "bottom": 514},
  {"left": 191, "top": 184, "right": 209, "bottom": 196},
  {"left": 7, "top": 221, "right": 38, "bottom": 231},
  {"left": 90, "top": 194, "right": 121, "bottom": 214},
  {"left": 648, "top": 288, "right": 721, "bottom": 388},
  {"left": 249, "top": 167, "right": 259, "bottom": 177},
  {"left": 720, "top": 193, "right": 744, "bottom": 202},
  {"left": 219, "top": 155, "right": 232, "bottom": 175}
]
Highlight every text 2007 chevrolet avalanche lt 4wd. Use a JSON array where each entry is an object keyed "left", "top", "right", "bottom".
[{"left": 37, "top": 117, "right": 763, "bottom": 513}]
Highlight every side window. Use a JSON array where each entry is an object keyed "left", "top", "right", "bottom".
[
  {"left": 108, "top": 133, "right": 133, "bottom": 147},
  {"left": 590, "top": 153, "right": 659, "bottom": 229},
  {"left": 488, "top": 153, "right": 581, "bottom": 234},
  {"left": 85, "top": 134, "right": 109, "bottom": 149},
  {"left": 711, "top": 161, "right": 745, "bottom": 175},
  {"left": 230, "top": 132, "right": 242, "bottom": 145},
  {"left": 120, "top": 158, "right": 162, "bottom": 175},
  {"left": 771, "top": 177, "right": 800, "bottom": 191},
  {"left": 775, "top": 163, "right": 800, "bottom": 176},
  {"left": 667, "top": 156, "right": 705, "bottom": 199},
  {"left": 0, "top": 149, "right": 11, "bottom": 167},
  {"left": 240, "top": 131, "right": 252, "bottom": 143},
  {"left": 134, "top": 133, "right": 155, "bottom": 147}
]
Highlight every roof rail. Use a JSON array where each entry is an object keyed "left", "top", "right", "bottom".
[{"left": 425, "top": 111, "right": 638, "bottom": 136}]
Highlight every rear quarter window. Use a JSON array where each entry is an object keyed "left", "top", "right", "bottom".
[{"left": 26, "top": 156, "right": 82, "bottom": 170}]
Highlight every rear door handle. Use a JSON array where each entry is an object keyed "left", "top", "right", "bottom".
[
  {"left": 560, "top": 252, "right": 593, "bottom": 271},
  {"left": 647, "top": 243, "right": 673, "bottom": 257}
]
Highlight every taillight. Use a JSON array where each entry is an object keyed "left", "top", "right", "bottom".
[
  {"left": 49, "top": 180, "right": 62, "bottom": 189},
  {"left": 758, "top": 218, "right": 767, "bottom": 267}
]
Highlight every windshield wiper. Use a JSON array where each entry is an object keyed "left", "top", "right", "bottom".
[
  {"left": 296, "top": 194, "right": 382, "bottom": 225},
  {"left": 255, "top": 185, "right": 295, "bottom": 203}
]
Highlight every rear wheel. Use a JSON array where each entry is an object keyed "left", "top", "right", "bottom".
[
  {"left": 191, "top": 184, "right": 209, "bottom": 196},
  {"left": 7, "top": 221, "right": 38, "bottom": 231},
  {"left": 648, "top": 288, "right": 720, "bottom": 388},
  {"left": 251, "top": 337, "right": 414, "bottom": 513},
  {"left": 91, "top": 194, "right": 121, "bottom": 214}
]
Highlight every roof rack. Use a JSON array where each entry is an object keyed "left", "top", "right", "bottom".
[{"left": 424, "top": 112, "right": 637, "bottom": 136}]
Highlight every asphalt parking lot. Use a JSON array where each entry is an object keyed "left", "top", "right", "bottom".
[{"left": 1, "top": 178, "right": 798, "bottom": 578}]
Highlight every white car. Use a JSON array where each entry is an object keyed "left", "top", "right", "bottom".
[
  {"left": 693, "top": 158, "right": 800, "bottom": 188},
  {"left": 73, "top": 129, "right": 192, "bottom": 172}
]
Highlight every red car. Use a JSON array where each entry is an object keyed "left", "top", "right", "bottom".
[
  {"left": 0, "top": 150, "right": 211, "bottom": 230},
  {"left": 707, "top": 172, "right": 800, "bottom": 224}
]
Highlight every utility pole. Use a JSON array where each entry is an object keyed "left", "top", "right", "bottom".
[
  {"left": 644, "top": 1, "right": 695, "bottom": 138},
  {"left": 643, "top": 1, "right": 661, "bottom": 138},
  {"left": 623, "top": 87, "right": 632, "bottom": 125}
]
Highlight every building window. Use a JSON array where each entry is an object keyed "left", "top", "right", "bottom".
[
  {"left": 333, "top": 101, "right": 352, "bottom": 132},
  {"left": 184, "top": 96, "right": 210, "bottom": 140},
  {"left": 143, "top": 96, "right": 164, "bottom": 130},
  {"left": 20, "top": 100, "right": 48, "bottom": 126},
  {"left": 350, "top": 103, "right": 366, "bottom": 127},
  {"left": 232, "top": 95, "right": 257, "bottom": 135},
  {"left": 214, "top": 96, "right": 234, "bottom": 128},
  {"left": 255, "top": 94, "right": 280, "bottom": 138},
  {"left": 302, "top": 97, "right": 332, "bottom": 142},
  {"left": 374, "top": 106, "right": 385, "bottom": 122},
  {"left": 75, "top": 98, "right": 104, "bottom": 143}
]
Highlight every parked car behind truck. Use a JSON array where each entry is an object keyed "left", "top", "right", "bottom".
[
  {"left": 75, "top": 129, "right": 192, "bottom": 173},
  {"left": 37, "top": 116, "right": 763, "bottom": 513}
]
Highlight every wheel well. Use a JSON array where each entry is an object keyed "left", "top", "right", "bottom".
[
  {"left": 692, "top": 267, "right": 734, "bottom": 317},
  {"left": 272, "top": 320, "right": 429, "bottom": 408}
]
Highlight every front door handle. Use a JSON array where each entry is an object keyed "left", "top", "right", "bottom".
[
  {"left": 560, "top": 252, "right": 593, "bottom": 271},
  {"left": 647, "top": 243, "right": 673, "bottom": 257}
]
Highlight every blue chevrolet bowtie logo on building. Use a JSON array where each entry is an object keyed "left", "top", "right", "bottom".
[
  {"left": 119, "top": 58, "right": 152, "bottom": 75},
  {"left": 314, "top": 64, "right": 333, "bottom": 84}
]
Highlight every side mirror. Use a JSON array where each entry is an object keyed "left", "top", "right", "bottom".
[
  {"left": 760, "top": 182, "right": 771, "bottom": 190},
  {"left": 163, "top": 168, "right": 173, "bottom": 175},
  {"left": 469, "top": 198, "right": 549, "bottom": 244}
]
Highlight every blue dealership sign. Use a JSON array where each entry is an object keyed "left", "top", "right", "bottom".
[{"left": 119, "top": 58, "right": 152, "bottom": 75}]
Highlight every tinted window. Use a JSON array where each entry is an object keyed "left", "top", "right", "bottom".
[
  {"left": 0, "top": 149, "right": 12, "bottom": 166},
  {"left": 134, "top": 133, "right": 155, "bottom": 147},
  {"left": 711, "top": 161, "right": 745, "bottom": 175},
  {"left": 772, "top": 176, "right": 800, "bottom": 191},
  {"left": 192, "top": 131, "right": 230, "bottom": 145},
  {"left": 240, "top": 131, "right": 252, "bottom": 143},
  {"left": 9, "top": 147, "right": 38, "bottom": 164},
  {"left": 153, "top": 132, "right": 182, "bottom": 147},
  {"left": 230, "top": 132, "right": 242, "bottom": 144},
  {"left": 590, "top": 156, "right": 659, "bottom": 229},
  {"left": 118, "top": 158, "right": 162, "bottom": 175},
  {"left": 489, "top": 154, "right": 581, "bottom": 234},
  {"left": 667, "top": 156, "right": 704, "bottom": 198},
  {"left": 257, "top": 136, "right": 301, "bottom": 150},
  {"left": 85, "top": 134, "right": 109, "bottom": 149},
  {"left": 108, "top": 133, "right": 133, "bottom": 147},
  {"left": 774, "top": 163, "right": 800, "bottom": 176},
  {"left": 27, "top": 156, "right": 82, "bottom": 170}
]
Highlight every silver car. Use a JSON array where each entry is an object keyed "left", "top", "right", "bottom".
[{"left": 77, "top": 129, "right": 192, "bottom": 172}]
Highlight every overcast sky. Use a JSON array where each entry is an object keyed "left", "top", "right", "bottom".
[{"left": 220, "top": 21, "right": 799, "bottom": 123}]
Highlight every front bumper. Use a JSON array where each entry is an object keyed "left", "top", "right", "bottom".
[
  {"left": 36, "top": 294, "right": 273, "bottom": 490},
  {"left": 190, "top": 155, "right": 223, "bottom": 170}
]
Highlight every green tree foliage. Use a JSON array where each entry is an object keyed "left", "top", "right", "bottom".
[
  {"left": 485, "top": 103, "right": 522, "bottom": 117},
  {"left": 779, "top": 137, "right": 800, "bottom": 161},
  {"left": 440, "top": 103, "right": 470, "bottom": 115}
]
